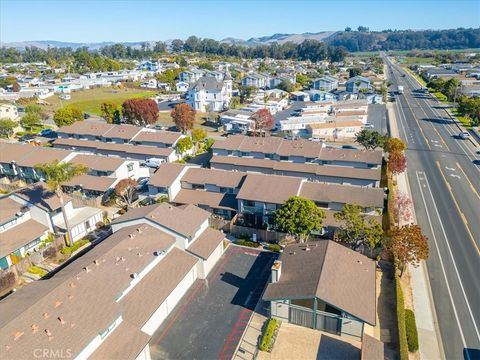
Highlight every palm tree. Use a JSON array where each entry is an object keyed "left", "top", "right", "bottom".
[{"left": 34, "top": 160, "right": 88, "bottom": 247}]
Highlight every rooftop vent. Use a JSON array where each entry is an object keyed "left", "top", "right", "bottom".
[
  {"left": 136, "top": 228, "right": 142, "bottom": 233},
  {"left": 153, "top": 250, "right": 166, "bottom": 256},
  {"left": 43, "top": 312, "right": 50, "bottom": 319},
  {"left": 31, "top": 324, "right": 39, "bottom": 334},
  {"left": 130, "top": 273, "right": 138, "bottom": 279},
  {"left": 93, "top": 260, "right": 99, "bottom": 266},
  {"left": 13, "top": 331, "right": 24, "bottom": 341},
  {"left": 53, "top": 300, "right": 62, "bottom": 308},
  {"left": 69, "top": 282, "right": 76, "bottom": 288},
  {"left": 83, "top": 266, "right": 90, "bottom": 273},
  {"left": 58, "top": 317, "right": 65, "bottom": 325},
  {"left": 44, "top": 329, "right": 52, "bottom": 337},
  {"left": 129, "top": 233, "right": 136, "bottom": 239}
]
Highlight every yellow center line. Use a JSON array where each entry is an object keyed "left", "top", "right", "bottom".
[
  {"left": 456, "top": 162, "right": 480, "bottom": 200},
  {"left": 435, "top": 161, "right": 480, "bottom": 255}
]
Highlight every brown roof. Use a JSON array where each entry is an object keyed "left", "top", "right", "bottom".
[
  {"left": 361, "top": 334, "right": 385, "bottom": 360},
  {"left": 0, "top": 197, "right": 23, "bottom": 224},
  {"left": 89, "top": 321, "right": 150, "bottom": 360},
  {"left": 335, "top": 110, "right": 367, "bottom": 116},
  {"left": 182, "top": 167, "right": 246, "bottom": 188},
  {"left": 299, "top": 182, "right": 384, "bottom": 208},
  {"left": 263, "top": 241, "right": 376, "bottom": 325},
  {"left": 13, "top": 182, "right": 70, "bottom": 212},
  {"left": 237, "top": 174, "right": 303, "bottom": 204},
  {"left": 308, "top": 120, "right": 364, "bottom": 129},
  {"left": 186, "top": 227, "right": 224, "bottom": 260},
  {"left": 58, "top": 121, "right": 114, "bottom": 136},
  {"left": 103, "top": 124, "right": 142, "bottom": 140},
  {"left": 212, "top": 135, "right": 383, "bottom": 165},
  {"left": 0, "top": 142, "right": 37, "bottom": 164},
  {"left": 0, "top": 143, "right": 72, "bottom": 168},
  {"left": 148, "top": 163, "right": 188, "bottom": 188},
  {"left": 120, "top": 247, "right": 198, "bottom": 328},
  {"left": 112, "top": 203, "right": 211, "bottom": 239},
  {"left": 132, "top": 130, "right": 182, "bottom": 145},
  {"left": 173, "top": 189, "right": 238, "bottom": 211},
  {"left": 211, "top": 155, "right": 381, "bottom": 181},
  {"left": 63, "top": 174, "right": 116, "bottom": 192},
  {"left": 0, "top": 223, "right": 177, "bottom": 359},
  {"left": 70, "top": 154, "right": 124, "bottom": 172},
  {"left": 0, "top": 219, "right": 49, "bottom": 258}
]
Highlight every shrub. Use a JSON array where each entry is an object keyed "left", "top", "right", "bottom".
[
  {"left": 396, "top": 273, "right": 409, "bottom": 360},
  {"left": 236, "top": 239, "right": 260, "bottom": 248},
  {"left": 61, "top": 239, "right": 90, "bottom": 255},
  {"left": 28, "top": 266, "right": 48, "bottom": 278},
  {"left": 260, "top": 318, "right": 279, "bottom": 352},
  {"left": 268, "top": 243, "right": 282, "bottom": 253},
  {"left": 0, "top": 271, "right": 16, "bottom": 293},
  {"left": 405, "top": 309, "right": 419, "bottom": 352}
]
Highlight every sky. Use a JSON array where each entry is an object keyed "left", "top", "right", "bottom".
[{"left": 1, "top": 0, "right": 479, "bottom": 43}]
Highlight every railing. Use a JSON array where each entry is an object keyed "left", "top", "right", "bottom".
[{"left": 242, "top": 205, "right": 263, "bottom": 215}]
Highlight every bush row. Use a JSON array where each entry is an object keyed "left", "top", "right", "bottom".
[
  {"left": 267, "top": 243, "right": 282, "bottom": 253},
  {"left": 396, "top": 274, "right": 409, "bottom": 360},
  {"left": 259, "top": 318, "right": 279, "bottom": 352},
  {"left": 236, "top": 239, "right": 260, "bottom": 248},
  {"left": 405, "top": 309, "right": 419, "bottom": 352}
]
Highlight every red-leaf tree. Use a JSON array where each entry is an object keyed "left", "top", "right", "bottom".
[
  {"left": 391, "top": 190, "right": 413, "bottom": 226},
  {"left": 388, "top": 151, "right": 407, "bottom": 175},
  {"left": 251, "top": 109, "right": 273, "bottom": 135},
  {"left": 115, "top": 178, "right": 138, "bottom": 207},
  {"left": 122, "top": 98, "right": 159, "bottom": 126},
  {"left": 388, "top": 224, "right": 429, "bottom": 277},
  {"left": 171, "top": 103, "right": 196, "bottom": 133}
]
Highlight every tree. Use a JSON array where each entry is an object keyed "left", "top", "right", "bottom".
[
  {"left": 21, "top": 111, "right": 41, "bottom": 131},
  {"left": 122, "top": 98, "right": 158, "bottom": 126},
  {"left": 0, "top": 118, "right": 16, "bottom": 137},
  {"left": 229, "top": 96, "right": 241, "bottom": 109},
  {"left": 334, "top": 204, "right": 383, "bottom": 250},
  {"left": 391, "top": 190, "right": 413, "bottom": 226},
  {"left": 101, "top": 102, "right": 122, "bottom": 124},
  {"left": 349, "top": 67, "right": 362, "bottom": 78},
  {"left": 171, "top": 39, "right": 185, "bottom": 53},
  {"left": 274, "top": 196, "right": 326, "bottom": 243},
  {"left": 191, "top": 128, "right": 207, "bottom": 143},
  {"left": 176, "top": 136, "right": 193, "bottom": 154},
  {"left": 388, "top": 224, "right": 429, "bottom": 277},
  {"left": 114, "top": 178, "right": 138, "bottom": 208},
  {"left": 53, "top": 105, "right": 83, "bottom": 127},
  {"left": 239, "top": 85, "right": 256, "bottom": 103},
  {"left": 171, "top": 103, "right": 196, "bottom": 133},
  {"left": 296, "top": 74, "right": 308, "bottom": 87},
  {"left": 277, "top": 79, "right": 294, "bottom": 92},
  {"left": 388, "top": 151, "right": 407, "bottom": 175},
  {"left": 345, "top": 27, "right": 352, "bottom": 32},
  {"left": 357, "top": 26, "right": 370, "bottom": 32},
  {"left": 34, "top": 160, "right": 88, "bottom": 246},
  {"left": 384, "top": 137, "right": 406, "bottom": 154},
  {"left": 355, "top": 129, "right": 387, "bottom": 150},
  {"left": 25, "top": 104, "right": 41, "bottom": 114},
  {"left": 251, "top": 109, "right": 273, "bottom": 135}
]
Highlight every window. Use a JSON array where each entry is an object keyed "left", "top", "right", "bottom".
[
  {"left": 280, "top": 156, "right": 288, "bottom": 161},
  {"left": 243, "top": 200, "right": 255, "bottom": 207},
  {"left": 127, "top": 163, "right": 134, "bottom": 172},
  {"left": 241, "top": 152, "right": 249, "bottom": 157},
  {"left": 192, "top": 184, "right": 205, "bottom": 190},
  {"left": 219, "top": 187, "right": 233, "bottom": 194},
  {"left": 265, "top": 153, "right": 273, "bottom": 159}
]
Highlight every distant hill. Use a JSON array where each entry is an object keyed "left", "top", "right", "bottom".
[
  {"left": 221, "top": 31, "right": 338, "bottom": 46},
  {"left": 0, "top": 40, "right": 153, "bottom": 50}
]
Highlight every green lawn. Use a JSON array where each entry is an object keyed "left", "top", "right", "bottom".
[
  {"left": 44, "top": 87, "right": 158, "bottom": 116},
  {"left": 452, "top": 108, "right": 472, "bottom": 129},
  {"left": 398, "top": 57, "right": 435, "bottom": 65}
]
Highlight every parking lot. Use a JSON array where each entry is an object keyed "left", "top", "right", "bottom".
[{"left": 149, "top": 245, "right": 277, "bottom": 360}]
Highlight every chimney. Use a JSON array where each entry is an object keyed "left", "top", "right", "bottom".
[{"left": 271, "top": 260, "right": 282, "bottom": 283}]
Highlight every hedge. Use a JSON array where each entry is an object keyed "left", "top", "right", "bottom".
[
  {"left": 236, "top": 239, "right": 260, "bottom": 248},
  {"left": 396, "top": 273, "right": 409, "bottom": 360},
  {"left": 259, "top": 318, "right": 279, "bottom": 352},
  {"left": 28, "top": 266, "right": 48, "bottom": 278},
  {"left": 268, "top": 243, "right": 282, "bottom": 253},
  {"left": 61, "top": 239, "right": 90, "bottom": 255},
  {"left": 405, "top": 309, "right": 419, "bottom": 352}
]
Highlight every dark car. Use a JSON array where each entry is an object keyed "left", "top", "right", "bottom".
[
  {"left": 39, "top": 129, "right": 57, "bottom": 138},
  {"left": 83, "top": 113, "right": 90, "bottom": 119},
  {"left": 136, "top": 177, "right": 149, "bottom": 192}
]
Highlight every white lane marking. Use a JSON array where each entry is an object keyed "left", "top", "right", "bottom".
[
  {"left": 415, "top": 172, "right": 469, "bottom": 351},
  {"left": 449, "top": 174, "right": 461, "bottom": 179},
  {"left": 445, "top": 167, "right": 456, "bottom": 171},
  {"left": 419, "top": 171, "right": 480, "bottom": 342}
]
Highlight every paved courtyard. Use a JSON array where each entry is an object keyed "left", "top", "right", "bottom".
[{"left": 149, "top": 245, "right": 277, "bottom": 360}]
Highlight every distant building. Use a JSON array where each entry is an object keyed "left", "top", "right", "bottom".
[
  {"left": 345, "top": 76, "right": 371, "bottom": 94},
  {"left": 186, "top": 71, "right": 233, "bottom": 112},
  {"left": 0, "top": 103, "right": 19, "bottom": 121},
  {"left": 312, "top": 75, "right": 338, "bottom": 91}
]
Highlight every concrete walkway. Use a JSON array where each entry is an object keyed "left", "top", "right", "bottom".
[
  {"left": 233, "top": 312, "right": 266, "bottom": 360},
  {"left": 387, "top": 103, "right": 444, "bottom": 360}
]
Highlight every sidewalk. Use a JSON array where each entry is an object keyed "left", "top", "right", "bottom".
[{"left": 387, "top": 103, "right": 445, "bottom": 360}]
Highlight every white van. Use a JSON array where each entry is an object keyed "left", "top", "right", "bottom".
[{"left": 145, "top": 158, "right": 165, "bottom": 168}]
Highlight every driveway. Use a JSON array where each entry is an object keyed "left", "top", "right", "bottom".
[
  {"left": 273, "top": 101, "right": 305, "bottom": 125},
  {"left": 149, "top": 245, "right": 277, "bottom": 360}
]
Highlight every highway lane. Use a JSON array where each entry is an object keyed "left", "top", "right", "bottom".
[{"left": 386, "top": 57, "right": 480, "bottom": 359}]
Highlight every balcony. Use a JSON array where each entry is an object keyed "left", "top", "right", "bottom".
[{"left": 242, "top": 205, "right": 263, "bottom": 215}]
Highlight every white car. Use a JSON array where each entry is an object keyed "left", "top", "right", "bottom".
[
  {"left": 363, "top": 123, "right": 374, "bottom": 129},
  {"left": 458, "top": 132, "right": 470, "bottom": 140},
  {"left": 145, "top": 158, "right": 165, "bottom": 168}
]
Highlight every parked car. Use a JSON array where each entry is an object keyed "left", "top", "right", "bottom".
[
  {"left": 83, "top": 113, "right": 90, "bottom": 119},
  {"left": 145, "top": 158, "right": 165, "bottom": 168},
  {"left": 362, "top": 123, "right": 374, "bottom": 129},
  {"left": 458, "top": 131, "right": 470, "bottom": 140},
  {"left": 136, "top": 177, "right": 149, "bottom": 192},
  {"left": 39, "top": 129, "right": 57, "bottom": 138}
]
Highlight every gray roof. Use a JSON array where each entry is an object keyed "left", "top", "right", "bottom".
[
  {"left": 190, "top": 76, "right": 224, "bottom": 91},
  {"left": 263, "top": 241, "right": 376, "bottom": 325}
]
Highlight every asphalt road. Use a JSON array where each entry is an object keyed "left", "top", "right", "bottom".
[
  {"left": 149, "top": 246, "right": 276, "bottom": 360},
  {"left": 385, "top": 57, "right": 480, "bottom": 359}
]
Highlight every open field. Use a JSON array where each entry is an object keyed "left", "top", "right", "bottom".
[
  {"left": 42, "top": 87, "right": 158, "bottom": 115},
  {"left": 397, "top": 57, "right": 435, "bottom": 65}
]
